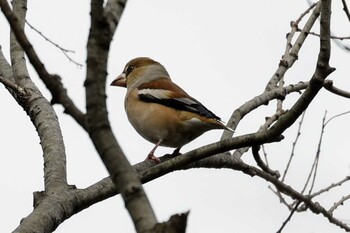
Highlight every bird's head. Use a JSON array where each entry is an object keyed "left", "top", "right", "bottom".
[{"left": 111, "top": 57, "right": 170, "bottom": 91}]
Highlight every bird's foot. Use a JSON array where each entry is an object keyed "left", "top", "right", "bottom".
[{"left": 146, "top": 153, "right": 161, "bottom": 163}]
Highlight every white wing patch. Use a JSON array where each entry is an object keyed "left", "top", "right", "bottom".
[
  {"left": 138, "top": 89, "right": 172, "bottom": 99},
  {"left": 185, "top": 118, "right": 205, "bottom": 126}
]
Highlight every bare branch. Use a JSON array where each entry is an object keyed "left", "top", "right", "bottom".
[
  {"left": 252, "top": 145, "right": 280, "bottom": 178},
  {"left": 0, "top": 0, "right": 86, "bottom": 129},
  {"left": 281, "top": 111, "right": 306, "bottom": 182},
  {"left": 25, "top": 20, "right": 83, "bottom": 67},
  {"left": 4, "top": 0, "right": 68, "bottom": 192},
  {"left": 265, "top": 2, "right": 321, "bottom": 90},
  {"left": 266, "top": 0, "right": 334, "bottom": 140},
  {"left": 307, "top": 111, "right": 326, "bottom": 195},
  {"left": 261, "top": 145, "right": 269, "bottom": 167},
  {"left": 329, "top": 194, "right": 350, "bottom": 213},
  {"left": 222, "top": 81, "right": 308, "bottom": 162},
  {"left": 276, "top": 201, "right": 301, "bottom": 233},
  {"left": 268, "top": 186, "right": 292, "bottom": 208},
  {"left": 324, "top": 80, "right": 350, "bottom": 98},
  {"left": 341, "top": 0, "right": 350, "bottom": 22},
  {"left": 85, "top": 0, "right": 159, "bottom": 232},
  {"left": 296, "top": 2, "right": 318, "bottom": 24},
  {"left": 222, "top": 81, "right": 309, "bottom": 140},
  {"left": 303, "top": 109, "right": 350, "bottom": 196},
  {"left": 296, "top": 28, "right": 350, "bottom": 40},
  {"left": 324, "top": 110, "right": 350, "bottom": 126},
  {"left": 0, "top": 75, "right": 28, "bottom": 97},
  {"left": 310, "top": 176, "right": 350, "bottom": 198}
]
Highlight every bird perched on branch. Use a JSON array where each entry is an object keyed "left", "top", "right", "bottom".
[{"left": 111, "top": 57, "right": 232, "bottom": 163}]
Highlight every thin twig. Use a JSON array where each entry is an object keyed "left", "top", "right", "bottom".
[
  {"left": 0, "top": 75, "right": 28, "bottom": 97},
  {"left": 268, "top": 186, "right": 292, "bottom": 208},
  {"left": 308, "top": 110, "right": 350, "bottom": 195},
  {"left": 329, "top": 194, "right": 350, "bottom": 213},
  {"left": 324, "top": 110, "right": 350, "bottom": 127},
  {"left": 296, "top": 2, "right": 318, "bottom": 24},
  {"left": 324, "top": 80, "right": 350, "bottom": 98},
  {"left": 310, "top": 176, "right": 350, "bottom": 198},
  {"left": 265, "top": 2, "right": 321, "bottom": 90},
  {"left": 261, "top": 145, "right": 269, "bottom": 167},
  {"left": 304, "top": 0, "right": 350, "bottom": 53},
  {"left": 308, "top": 150, "right": 320, "bottom": 195},
  {"left": 25, "top": 20, "right": 83, "bottom": 67},
  {"left": 231, "top": 108, "right": 286, "bottom": 159},
  {"left": 252, "top": 145, "right": 280, "bottom": 178},
  {"left": 281, "top": 111, "right": 306, "bottom": 182},
  {"left": 341, "top": 0, "right": 350, "bottom": 22},
  {"left": 276, "top": 201, "right": 301, "bottom": 233},
  {"left": 300, "top": 111, "right": 327, "bottom": 195},
  {"left": 269, "top": 186, "right": 290, "bottom": 207},
  {"left": 333, "top": 39, "right": 350, "bottom": 52},
  {"left": 296, "top": 29, "right": 350, "bottom": 40}
]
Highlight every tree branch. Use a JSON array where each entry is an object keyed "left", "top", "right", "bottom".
[
  {"left": 5, "top": 0, "right": 68, "bottom": 191},
  {"left": 265, "top": 2, "right": 321, "bottom": 90},
  {"left": 0, "top": 75, "right": 28, "bottom": 97},
  {"left": 329, "top": 194, "right": 350, "bottom": 213},
  {"left": 281, "top": 111, "right": 306, "bottom": 182},
  {"left": 310, "top": 176, "right": 350, "bottom": 198},
  {"left": 324, "top": 79, "right": 350, "bottom": 98},
  {"left": 252, "top": 145, "right": 280, "bottom": 178},
  {"left": 342, "top": 0, "right": 350, "bottom": 22},
  {"left": 0, "top": 0, "right": 86, "bottom": 128},
  {"left": 276, "top": 201, "right": 301, "bottom": 233},
  {"left": 85, "top": 0, "right": 159, "bottom": 232},
  {"left": 222, "top": 81, "right": 309, "bottom": 141},
  {"left": 25, "top": 20, "right": 83, "bottom": 67}
]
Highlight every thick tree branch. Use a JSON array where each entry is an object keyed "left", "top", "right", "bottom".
[
  {"left": 85, "top": 0, "right": 159, "bottom": 232},
  {"left": 5, "top": 0, "right": 68, "bottom": 192},
  {"left": 0, "top": 1, "right": 75, "bottom": 231}
]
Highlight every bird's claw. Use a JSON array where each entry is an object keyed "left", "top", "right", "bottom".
[{"left": 146, "top": 153, "right": 161, "bottom": 163}]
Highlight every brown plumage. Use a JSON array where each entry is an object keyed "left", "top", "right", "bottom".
[{"left": 111, "top": 57, "right": 232, "bottom": 162}]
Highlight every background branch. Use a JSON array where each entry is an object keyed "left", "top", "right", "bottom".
[{"left": 25, "top": 20, "right": 83, "bottom": 67}]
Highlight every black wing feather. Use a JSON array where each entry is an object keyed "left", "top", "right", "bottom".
[{"left": 139, "top": 93, "right": 221, "bottom": 120}]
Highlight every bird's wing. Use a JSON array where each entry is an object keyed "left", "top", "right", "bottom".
[{"left": 137, "top": 78, "right": 221, "bottom": 120}]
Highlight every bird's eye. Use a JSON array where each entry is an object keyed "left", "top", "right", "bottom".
[{"left": 126, "top": 65, "right": 135, "bottom": 75}]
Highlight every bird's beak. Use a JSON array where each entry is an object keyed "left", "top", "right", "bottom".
[{"left": 110, "top": 73, "right": 126, "bottom": 87}]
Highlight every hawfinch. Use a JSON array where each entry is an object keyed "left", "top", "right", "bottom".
[{"left": 111, "top": 57, "right": 232, "bottom": 163}]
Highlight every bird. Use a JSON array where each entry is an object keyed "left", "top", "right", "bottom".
[{"left": 111, "top": 57, "right": 233, "bottom": 163}]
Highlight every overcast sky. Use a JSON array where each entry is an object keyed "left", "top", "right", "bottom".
[{"left": 1, "top": 0, "right": 350, "bottom": 232}]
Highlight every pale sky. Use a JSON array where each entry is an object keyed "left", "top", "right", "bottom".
[{"left": 1, "top": 0, "right": 350, "bottom": 232}]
